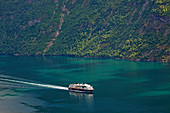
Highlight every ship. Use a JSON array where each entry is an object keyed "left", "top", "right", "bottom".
[{"left": 68, "top": 83, "right": 94, "bottom": 93}]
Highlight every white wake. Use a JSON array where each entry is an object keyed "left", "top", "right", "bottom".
[{"left": 0, "top": 78, "right": 68, "bottom": 90}]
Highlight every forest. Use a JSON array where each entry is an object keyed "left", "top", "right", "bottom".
[{"left": 0, "top": 0, "right": 169, "bottom": 62}]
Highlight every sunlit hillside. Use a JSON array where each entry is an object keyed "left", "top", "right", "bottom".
[{"left": 0, "top": 0, "right": 169, "bottom": 61}]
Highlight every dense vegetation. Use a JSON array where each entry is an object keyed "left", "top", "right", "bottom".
[{"left": 0, "top": 0, "right": 169, "bottom": 62}]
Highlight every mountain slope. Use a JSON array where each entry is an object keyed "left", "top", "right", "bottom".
[{"left": 0, "top": 0, "right": 169, "bottom": 62}]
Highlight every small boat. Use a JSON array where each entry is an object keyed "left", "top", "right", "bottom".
[{"left": 68, "top": 83, "right": 94, "bottom": 93}]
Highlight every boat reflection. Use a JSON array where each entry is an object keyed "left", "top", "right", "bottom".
[{"left": 69, "top": 91, "right": 94, "bottom": 106}]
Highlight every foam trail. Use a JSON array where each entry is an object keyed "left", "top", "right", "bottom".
[{"left": 0, "top": 78, "right": 68, "bottom": 90}]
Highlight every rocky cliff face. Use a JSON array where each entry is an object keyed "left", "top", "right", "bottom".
[{"left": 0, "top": 0, "right": 169, "bottom": 62}]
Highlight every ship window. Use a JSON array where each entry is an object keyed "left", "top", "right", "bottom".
[{"left": 82, "top": 86, "right": 86, "bottom": 88}]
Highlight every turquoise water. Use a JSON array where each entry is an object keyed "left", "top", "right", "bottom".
[{"left": 0, "top": 56, "right": 170, "bottom": 113}]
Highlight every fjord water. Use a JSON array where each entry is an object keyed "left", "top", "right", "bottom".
[{"left": 0, "top": 56, "right": 170, "bottom": 113}]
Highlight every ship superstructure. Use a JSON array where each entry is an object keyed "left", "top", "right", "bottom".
[{"left": 68, "top": 83, "right": 94, "bottom": 93}]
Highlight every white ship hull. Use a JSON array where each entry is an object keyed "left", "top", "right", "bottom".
[{"left": 68, "top": 83, "right": 94, "bottom": 93}]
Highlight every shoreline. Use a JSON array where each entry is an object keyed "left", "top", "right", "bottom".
[{"left": 0, "top": 54, "right": 169, "bottom": 63}]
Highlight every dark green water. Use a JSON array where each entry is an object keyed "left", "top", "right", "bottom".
[{"left": 0, "top": 56, "right": 170, "bottom": 113}]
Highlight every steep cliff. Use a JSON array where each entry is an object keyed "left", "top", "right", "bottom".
[{"left": 0, "top": 0, "right": 169, "bottom": 62}]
